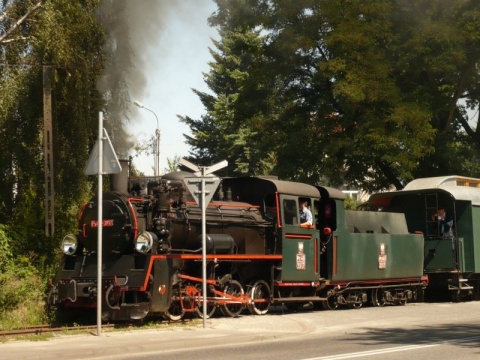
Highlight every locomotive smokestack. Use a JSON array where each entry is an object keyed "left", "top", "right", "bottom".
[{"left": 110, "top": 159, "right": 130, "bottom": 193}]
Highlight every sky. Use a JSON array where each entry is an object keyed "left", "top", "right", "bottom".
[{"left": 127, "top": 0, "right": 219, "bottom": 175}]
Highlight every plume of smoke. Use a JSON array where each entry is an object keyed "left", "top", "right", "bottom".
[
  {"left": 95, "top": 0, "right": 171, "bottom": 157},
  {"left": 96, "top": 0, "right": 214, "bottom": 167}
]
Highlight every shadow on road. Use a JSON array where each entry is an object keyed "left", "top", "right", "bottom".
[{"left": 347, "top": 323, "right": 480, "bottom": 353}]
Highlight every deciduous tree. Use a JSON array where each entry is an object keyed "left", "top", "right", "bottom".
[
  {"left": 184, "top": 0, "right": 480, "bottom": 190},
  {"left": 0, "top": 0, "right": 105, "bottom": 256}
]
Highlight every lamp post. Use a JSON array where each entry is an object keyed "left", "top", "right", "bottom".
[{"left": 134, "top": 101, "right": 160, "bottom": 176}]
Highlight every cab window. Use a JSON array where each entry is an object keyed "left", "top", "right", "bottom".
[{"left": 283, "top": 199, "right": 298, "bottom": 225}]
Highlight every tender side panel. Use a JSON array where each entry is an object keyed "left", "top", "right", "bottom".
[
  {"left": 332, "top": 232, "right": 424, "bottom": 281},
  {"left": 344, "top": 210, "right": 409, "bottom": 234}
]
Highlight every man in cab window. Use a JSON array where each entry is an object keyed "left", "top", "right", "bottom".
[{"left": 300, "top": 200, "right": 313, "bottom": 227}]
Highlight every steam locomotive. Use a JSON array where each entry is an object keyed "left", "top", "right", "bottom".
[{"left": 53, "top": 160, "right": 480, "bottom": 322}]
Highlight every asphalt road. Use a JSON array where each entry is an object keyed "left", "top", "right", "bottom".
[{"left": 2, "top": 301, "right": 480, "bottom": 360}]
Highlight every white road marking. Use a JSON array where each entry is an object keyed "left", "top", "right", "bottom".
[
  {"left": 303, "top": 335, "right": 480, "bottom": 360},
  {"left": 304, "top": 344, "right": 438, "bottom": 360}
]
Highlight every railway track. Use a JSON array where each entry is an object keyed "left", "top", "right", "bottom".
[{"left": 0, "top": 324, "right": 116, "bottom": 337}]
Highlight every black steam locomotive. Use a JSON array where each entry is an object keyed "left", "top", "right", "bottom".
[{"left": 48, "top": 160, "right": 439, "bottom": 321}]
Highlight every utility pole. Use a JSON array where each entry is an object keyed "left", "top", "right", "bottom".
[
  {"left": 84, "top": 112, "right": 122, "bottom": 336},
  {"left": 43, "top": 65, "right": 54, "bottom": 237}
]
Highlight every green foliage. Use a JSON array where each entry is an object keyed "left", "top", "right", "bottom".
[
  {"left": 180, "top": 24, "right": 277, "bottom": 176},
  {"left": 183, "top": 0, "right": 480, "bottom": 190},
  {"left": 164, "top": 155, "right": 182, "bottom": 173},
  {"left": 0, "top": 224, "right": 12, "bottom": 271},
  {"left": 0, "top": 255, "right": 47, "bottom": 329},
  {"left": 0, "top": 0, "right": 109, "bottom": 325},
  {"left": 1, "top": 0, "right": 104, "bottom": 235},
  {"left": 344, "top": 197, "right": 363, "bottom": 211},
  {"left": 0, "top": 223, "right": 55, "bottom": 329}
]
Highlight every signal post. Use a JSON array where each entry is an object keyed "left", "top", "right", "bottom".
[{"left": 180, "top": 158, "right": 228, "bottom": 328}]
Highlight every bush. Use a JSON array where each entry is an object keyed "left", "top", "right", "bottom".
[
  {"left": 0, "top": 224, "right": 12, "bottom": 272},
  {"left": 344, "top": 197, "right": 364, "bottom": 210},
  {"left": 0, "top": 253, "right": 48, "bottom": 329}
]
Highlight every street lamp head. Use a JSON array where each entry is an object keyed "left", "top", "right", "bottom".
[{"left": 133, "top": 100, "right": 144, "bottom": 108}]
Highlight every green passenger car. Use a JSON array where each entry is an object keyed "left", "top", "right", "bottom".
[{"left": 369, "top": 175, "right": 480, "bottom": 300}]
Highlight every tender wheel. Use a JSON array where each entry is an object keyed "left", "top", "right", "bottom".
[
  {"left": 163, "top": 300, "right": 186, "bottom": 321},
  {"left": 247, "top": 280, "right": 271, "bottom": 315},
  {"left": 195, "top": 286, "right": 217, "bottom": 319},
  {"left": 347, "top": 293, "right": 363, "bottom": 309},
  {"left": 220, "top": 280, "right": 244, "bottom": 317},
  {"left": 322, "top": 295, "right": 338, "bottom": 310},
  {"left": 349, "top": 301, "right": 363, "bottom": 309},
  {"left": 371, "top": 288, "right": 386, "bottom": 307},
  {"left": 398, "top": 298, "right": 407, "bottom": 306}
]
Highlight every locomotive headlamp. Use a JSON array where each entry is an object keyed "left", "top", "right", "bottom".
[
  {"left": 134, "top": 231, "right": 155, "bottom": 254},
  {"left": 62, "top": 234, "right": 78, "bottom": 255}
]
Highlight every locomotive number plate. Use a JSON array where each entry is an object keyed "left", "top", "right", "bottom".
[{"left": 90, "top": 219, "right": 114, "bottom": 227}]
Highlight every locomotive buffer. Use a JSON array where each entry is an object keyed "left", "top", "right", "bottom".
[{"left": 180, "top": 158, "right": 227, "bottom": 327}]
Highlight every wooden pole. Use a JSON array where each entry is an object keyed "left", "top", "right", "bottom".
[{"left": 43, "top": 65, "right": 54, "bottom": 237}]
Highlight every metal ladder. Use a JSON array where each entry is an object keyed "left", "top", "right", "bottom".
[{"left": 424, "top": 193, "right": 439, "bottom": 237}]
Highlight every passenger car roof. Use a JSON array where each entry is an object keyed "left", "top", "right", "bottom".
[{"left": 369, "top": 175, "right": 480, "bottom": 207}]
